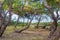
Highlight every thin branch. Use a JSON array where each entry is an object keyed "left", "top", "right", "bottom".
[
  {"left": 56, "top": 10, "right": 59, "bottom": 18},
  {"left": 43, "top": 0, "right": 56, "bottom": 20},
  {"left": 14, "top": 15, "right": 21, "bottom": 30},
  {"left": 56, "top": 9, "right": 60, "bottom": 20},
  {"left": 57, "top": 17, "right": 60, "bottom": 20},
  {"left": 43, "top": 0, "right": 52, "bottom": 9},
  {"left": 7, "top": 0, "right": 12, "bottom": 24},
  {"left": 1, "top": 0, "right": 6, "bottom": 5}
]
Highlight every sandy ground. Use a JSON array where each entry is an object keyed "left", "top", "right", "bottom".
[{"left": 0, "top": 29, "right": 50, "bottom": 40}]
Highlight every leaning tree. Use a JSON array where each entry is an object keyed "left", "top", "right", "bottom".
[
  {"left": 0, "top": 0, "right": 12, "bottom": 37},
  {"left": 43, "top": 0, "right": 60, "bottom": 40}
]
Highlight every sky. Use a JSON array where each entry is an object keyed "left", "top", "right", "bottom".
[
  {"left": 11, "top": 13, "right": 52, "bottom": 23},
  {"left": 11, "top": 10, "right": 60, "bottom": 23}
]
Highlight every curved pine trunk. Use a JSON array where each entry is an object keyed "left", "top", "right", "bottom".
[
  {"left": 43, "top": 0, "right": 60, "bottom": 40},
  {"left": 46, "top": 27, "right": 60, "bottom": 40},
  {"left": 14, "top": 15, "right": 20, "bottom": 30},
  {"left": 35, "top": 15, "right": 41, "bottom": 29},
  {"left": 0, "top": 0, "right": 12, "bottom": 37},
  {"left": 0, "top": 23, "right": 7, "bottom": 37},
  {"left": 15, "top": 13, "right": 36, "bottom": 33}
]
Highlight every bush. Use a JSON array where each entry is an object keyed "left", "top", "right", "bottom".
[{"left": 10, "top": 20, "right": 27, "bottom": 26}]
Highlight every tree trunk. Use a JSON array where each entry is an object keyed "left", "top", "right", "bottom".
[
  {"left": 0, "top": 2, "right": 6, "bottom": 37},
  {"left": 23, "top": 17, "right": 25, "bottom": 27},
  {"left": 15, "top": 13, "right": 36, "bottom": 33},
  {"left": 0, "top": 0, "right": 12, "bottom": 37},
  {"left": 35, "top": 15, "right": 41, "bottom": 29},
  {"left": 46, "top": 27, "right": 60, "bottom": 40},
  {"left": 0, "top": 22, "right": 7, "bottom": 37},
  {"left": 8, "top": 0, "right": 12, "bottom": 25},
  {"left": 49, "top": 20, "right": 57, "bottom": 37},
  {"left": 14, "top": 15, "right": 20, "bottom": 31},
  {"left": 0, "top": 3, "right": 3, "bottom": 30},
  {"left": 43, "top": 0, "right": 59, "bottom": 40}
]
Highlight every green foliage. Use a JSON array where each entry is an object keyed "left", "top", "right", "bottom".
[
  {"left": 2, "top": 0, "right": 60, "bottom": 23},
  {"left": 40, "top": 22, "right": 51, "bottom": 26},
  {"left": 10, "top": 20, "right": 27, "bottom": 26},
  {"left": 47, "top": 0, "right": 60, "bottom": 8},
  {"left": 58, "top": 22, "right": 60, "bottom": 26}
]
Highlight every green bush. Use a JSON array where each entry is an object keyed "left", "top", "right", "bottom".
[{"left": 10, "top": 20, "right": 27, "bottom": 26}]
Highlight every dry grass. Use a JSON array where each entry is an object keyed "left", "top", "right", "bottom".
[{"left": 0, "top": 26, "right": 50, "bottom": 40}]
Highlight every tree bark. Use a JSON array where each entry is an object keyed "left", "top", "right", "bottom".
[
  {"left": 0, "top": 22, "right": 8, "bottom": 37},
  {"left": 15, "top": 13, "right": 36, "bottom": 33},
  {"left": 8, "top": 0, "right": 12, "bottom": 25},
  {"left": 43, "top": 0, "right": 59, "bottom": 40},
  {"left": 49, "top": 20, "right": 57, "bottom": 38},
  {"left": 0, "top": 0, "right": 6, "bottom": 37},
  {"left": 0, "top": 3, "right": 3, "bottom": 30},
  {"left": 0, "top": 0, "right": 12, "bottom": 37},
  {"left": 35, "top": 15, "right": 41, "bottom": 29},
  {"left": 46, "top": 27, "right": 60, "bottom": 40},
  {"left": 14, "top": 15, "right": 20, "bottom": 30}
]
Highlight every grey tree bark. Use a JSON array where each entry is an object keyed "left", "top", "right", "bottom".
[
  {"left": 0, "top": 0, "right": 12, "bottom": 37},
  {"left": 15, "top": 13, "right": 36, "bottom": 33},
  {"left": 43, "top": 0, "right": 60, "bottom": 40},
  {"left": 35, "top": 15, "right": 41, "bottom": 29}
]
